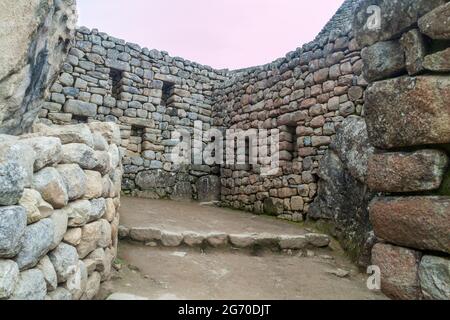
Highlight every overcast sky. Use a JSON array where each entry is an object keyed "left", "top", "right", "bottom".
[{"left": 77, "top": 0, "right": 345, "bottom": 70}]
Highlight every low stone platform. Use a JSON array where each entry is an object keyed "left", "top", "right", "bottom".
[{"left": 119, "top": 197, "right": 330, "bottom": 250}]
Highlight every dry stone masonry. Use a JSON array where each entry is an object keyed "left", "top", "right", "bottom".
[
  {"left": 1, "top": 0, "right": 449, "bottom": 300},
  {"left": 38, "top": 27, "right": 227, "bottom": 201},
  {"left": 352, "top": 0, "right": 450, "bottom": 300},
  {"left": 0, "top": 122, "right": 122, "bottom": 300},
  {"left": 0, "top": 0, "right": 123, "bottom": 300}
]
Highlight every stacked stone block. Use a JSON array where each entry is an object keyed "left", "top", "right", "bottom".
[
  {"left": 39, "top": 27, "right": 227, "bottom": 201},
  {"left": 214, "top": 27, "right": 366, "bottom": 220},
  {"left": 354, "top": 0, "right": 450, "bottom": 300},
  {"left": 0, "top": 122, "right": 122, "bottom": 300}
]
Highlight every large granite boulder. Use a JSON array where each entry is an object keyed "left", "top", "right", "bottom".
[
  {"left": 0, "top": 142, "right": 35, "bottom": 206},
  {"left": 0, "top": 0, "right": 77, "bottom": 135},
  {"left": 419, "top": 255, "right": 450, "bottom": 300},
  {"left": 353, "top": 0, "right": 446, "bottom": 47},
  {"left": 0, "top": 206, "right": 27, "bottom": 258},
  {"left": 310, "top": 116, "right": 376, "bottom": 267},
  {"left": 365, "top": 76, "right": 450, "bottom": 148}
]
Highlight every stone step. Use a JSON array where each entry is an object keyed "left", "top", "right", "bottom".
[{"left": 118, "top": 225, "right": 331, "bottom": 251}]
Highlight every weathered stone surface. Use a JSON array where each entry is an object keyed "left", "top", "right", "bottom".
[
  {"left": 19, "top": 189, "right": 53, "bottom": 224},
  {"left": 419, "top": 255, "right": 450, "bottom": 300},
  {"left": 372, "top": 243, "right": 422, "bottom": 300},
  {"left": 170, "top": 182, "right": 193, "bottom": 201},
  {"left": 104, "top": 198, "right": 116, "bottom": 222},
  {"left": 181, "top": 232, "right": 204, "bottom": 247},
  {"left": 196, "top": 175, "right": 221, "bottom": 202},
  {"left": 83, "top": 171, "right": 103, "bottom": 199},
  {"left": 36, "top": 255, "right": 57, "bottom": 292},
  {"left": 365, "top": 76, "right": 450, "bottom": 148},
  {"left": 305, "top": 233, "right": 331, "bottom": 248},
  {"left": 63, "top": 99, "right": 97, "bottom": 117},
  {"left": 0, "top": 260, "right": 19, "bottom": 299},
  {"left": 61, "top": 143, "right": 97, "bottom": 170},
  {"left": 310, "top": 116, "right": 376, "bottom": 267},
  {"left": 135, "top": 170, "right": 177, "bottom": 189},
  {"left": 64, "top": 228, "right": 82, "bottom": 246},
  {"left": 361, "top": 41, "right": 405, "bottom": 82},
  {"left": 32, "top": 167, "right": 68, "bottom": 209},
  {"left": 56, "top": 164, "right": 87, "bottom": 201},
  {"left": 418, "top": 2, "right": 450, "bottom": 40},
  {"left": 64, "top": 260, "right": 87, "bottom": 300},
  {"left": 108, "top": 144, "right": 121, "bottom": 169},
  {"left": 49, "top": 209, "right": 68, "bottom": 250},
  {"left": 367, "top": 150, "right": 449, "bottom": 192},
  {"left": 264, "top": 197, "right": 284, "bottom": 215},
  {"left": 48, "top": 243, "right": 79, "bottom": 284},
  {"left": 129, "top": 227, "right": 162, "bottom": 242},
  {"left": 77, "top": 219, "right": 111, "bottom": 258},
  {"left": 90, "top": 198, "right": 106, "bottom": 222},
  {"left": 330, "top": 116, "right": 375, "bottom": 183},
  {"left": 0, "top": 206, "right": 27, "bottom": 258},
  {"left": 47, "top": 287, "right": 72, "bottom": 300},
  {"left": 207, "top": 233, "right": 229, "bottom": 247},
  {"left": 9, "top": 269, "right": 47, "bottom": 300},
  {"left": 89, "top": 122, "right": 121, "bottom": 145},
  {"left": 161, "top": 232, "right": 183, "bottom": 247},
  {"left": 85, "top": 248, "right": 106, "bottom": 273},
  {"left": 228, "top": 234, "right": 256, "bottom": 248},
  {"left": 0, "top": 0, "right": 76, "bottom": 135},
  {"left": 370, "top": 197, "right": 450, "bottom": 254},
  {"left": 400, "top": 29, "right": 426, "bottom": 75},
  {"left": 81, "top": 271, "right": 101, "bottom": 300},
  {"left": 66, "top": 200, "right": 92, "bottom": 227},
  {"left": 93, "top": 150, "right": 112, "bottom": 175},
  {"left": 15, "top": 218, "right": 54, "bottom": 270},
  {"left": 0, "top": 142, "right": 35, "bottom": 206},
  {"left": 354, "top": 0, "right": 446, "bottom": 47},
  {"left": 20, "top": 137, "right": 62, "bottom": 171},
  {"left": 279, "top": 235, "right": 308, "bottom": 249},
  {"left": 33, "top": 123, "right": 94, "bottom": 147},
  {"left": 423, "top": 48, "right": 450, "bottom": 72},
  {"left": 92, "top": 132, "right": 108, "bottom": 151},
  {"left": 101, "top": 247, "right": 114, "bottom": 281}
]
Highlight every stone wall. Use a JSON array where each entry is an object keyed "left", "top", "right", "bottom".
[
  {"left": 353, "top": 0, "right": 450, "bottom": 300},
  {"left": 38, "top": 27, "right": 227, "bottom": 201},
  {"left": 37, "top": 0, "right": 364, "bottom": 210},
  {"left": 214, "top": 9, "right": 365, "bottom": 220},
  {"left": 0, "top": 122, "right": 122, "bottom": 300}
]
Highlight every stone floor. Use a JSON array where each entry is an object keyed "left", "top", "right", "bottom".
[{"left": 100, "top": 197, "right": 387, "bottom": 300}]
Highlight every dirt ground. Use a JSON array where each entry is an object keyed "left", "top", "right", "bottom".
[
  {"left": 120, "top": 196, "right": 309, "bottom": 235},
  {"left": 102, "top": 197, "right": 387, "bottom": 300},
  {"left": 100, "top": 241, "right": 387, "bottom": 300}
]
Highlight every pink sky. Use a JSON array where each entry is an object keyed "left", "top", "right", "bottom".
[{"left": 77, "top": 0, "right": 345, "bottom": 70}]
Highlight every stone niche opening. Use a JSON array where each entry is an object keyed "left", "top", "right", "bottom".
[
  {"left": 281, "top": 125, "right": 297, "bottom": 162},
  {"left": 72, "top": 115, "right": 89, "bottom": 124},
  {"left": 129, "top": 125, "right": 144, "bottom": 155},
  {"left": 109, "top": 68, "right": 123, "bottom": 100},
  {"left": 161, "top": 81, "right": 175, "bottom": 107}
]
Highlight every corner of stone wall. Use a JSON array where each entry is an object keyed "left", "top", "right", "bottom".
[
  {"left": 0, "top": 121, "right": 123, "bottom": 300},
  {"left": 351, "top": 0, "right": 450, "bottom": 300}
]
